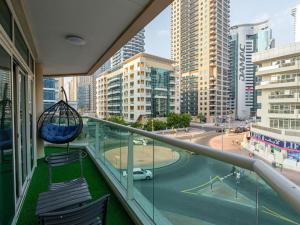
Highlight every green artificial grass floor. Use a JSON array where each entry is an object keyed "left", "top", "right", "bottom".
[{"left": 17, "top": 147, "right": 133, "bottom": 225}]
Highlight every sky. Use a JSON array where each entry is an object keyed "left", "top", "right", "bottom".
[{"left": 144, "top": 0, "right": 300, "bottom": 59}]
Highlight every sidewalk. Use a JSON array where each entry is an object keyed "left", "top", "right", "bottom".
[
  {"left": 242, "top": 147, "right": 300, "bottom": 186},
  {"left": 193, "top": 132, "right": 300, "bottom": 186},
  {"left": 159, "top": 128, "right": 205, "bottom": 140}
]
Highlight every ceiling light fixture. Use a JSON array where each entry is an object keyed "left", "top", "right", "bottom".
[{"left": 65, "top": 35, "right": 86, "bottom": 46}]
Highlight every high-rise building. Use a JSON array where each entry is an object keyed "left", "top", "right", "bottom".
[
  {"left": 77, "top": 76, "right": 94, "bottom": 113},
  {"left": 171, "top": 0, "right": 230, "bottom": 122},
  {"left": 230, "top": 21, "right": 274, "bottom": 120},
  {"left": 67, "top": 78, "right": 77, "bottom": 101},
  {"left": 66, "top": 78, "right": 78, "bottom": 109},
  {"left": 57, "top": 77, "right": 64, "bottom": 99},
  {"left": 249, "top": 42, "right": 300, "bottom": 163},
  {"left": 96, "top": 60, "right": 111, "bottom": 77},
  {"left": 43, "top": 78, "right": 58, "bottom": 110},
  {"left": 111, "top": 29, "right": 145, "bottom": 68},
  {"left": 95, "top": 30, "right": 145, "bottom": 77},
  {"left": 96, "top": 53, "right": 175, "bottom": 122},
  {"left": 291, "top": 4, "right": 300, "bottom": 42}
]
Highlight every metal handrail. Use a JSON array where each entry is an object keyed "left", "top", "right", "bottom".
[{"left": 86, "top": 116, "right": 300, "bottom": 213}]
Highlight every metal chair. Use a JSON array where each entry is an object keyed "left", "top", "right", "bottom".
[
  {"left": 47, "top": 150, "right": 87, "bottom": 191},
  {"left": 39, "top": 194, "right": 110, "bottom": 225}
]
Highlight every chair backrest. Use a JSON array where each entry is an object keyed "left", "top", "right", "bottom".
[
  {"left": 40, "top": 194, "right": 109, "bottom": 225},
  {"left": 47, "top": 150, "right": 83, "bottom": 185}
]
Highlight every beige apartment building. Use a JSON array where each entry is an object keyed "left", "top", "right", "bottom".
[
  {"left": 67, "top": 78, "right": 77, "bottom": 101},
  {"left": 96, "top": 53, "right": 176, "bottom": 122},
  {"left": 249, "top": 42, "right": 300, "bottom": 166},
  {"left": 171, "top": 0, "right": 230, "bottom": 122}
]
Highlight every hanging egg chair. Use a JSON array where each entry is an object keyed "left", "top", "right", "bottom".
[{"left": 37, "top": 87, "right": 83, "bottom": 148}]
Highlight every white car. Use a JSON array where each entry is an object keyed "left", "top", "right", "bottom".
[
  {"left": 133, "top": 138, "right": 147, "bottom": 145},
  {"left": 123, "top": 168, "right": 153, "bottom": 180}
]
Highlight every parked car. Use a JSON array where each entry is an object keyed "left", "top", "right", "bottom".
[
  {"left": 234, "top": 127, "right": 248, "bottom": 133},
  {"left": 216, "top": 128, "right": 225, "bottom": 133},
  {"left": 133, "top": 138, "right": 147, "bottom": 145},
  {"left": 229, "top": 128, "right": 236, "bottom": 133},
  {"left": 123, "top": 168, "right": 153, "bottom": 180}
]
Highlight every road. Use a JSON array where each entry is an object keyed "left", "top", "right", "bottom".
[
  {"left": 193, "top": 131, "right": 300, "bottom": 187},
  {"left": 133, "top": 149, "right": 300, "bottom": 225},
  {"left": 93, "top": 125, "right": 300, "bottom": 225}
]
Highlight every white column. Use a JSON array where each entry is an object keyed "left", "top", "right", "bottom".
[
  {"left": 35, "top": 63, "right": 44, "bottom": 159},
  {"left": 95, "top": 122, "right": 101, "bottom": 158},
  {"left": 127, "top": 133, "right": 134, "bottom": 200}
]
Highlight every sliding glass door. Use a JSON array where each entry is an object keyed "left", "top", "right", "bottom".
[
  {"left": 0, "top": 44, "right": 14, "bottom": 225},
  {"left": 13, "top": 63, "right": 32, "bottom": 207}
]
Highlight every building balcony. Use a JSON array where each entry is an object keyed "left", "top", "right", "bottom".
[
  {"left": 251, "top": 124, "right": 282, "bottom": 134},
  {"left": 268, "top": 93, "right": 300, "bottom": 102},
  {"left": 210, "top": 35, "right": 217, "bottom": 41},
  {"left": 108, "top": 77, "right": 121, "bottom": 84},
  {"left": 256, "top": 77, "right": 300, "bottom": 90},
  {"left": 267, "top": 109, "right": 300, "bottom": 119},
  {"left": 256, "top": 61, "right": 300, "bottom": 76},
  {"left": 2, "top": 1, "right": 300, "bottom": 225},
  {"left": 15, "top": 147, "right": 133, "bottom": 225},
  {"left": 108, "top": 90, "right": 121, "bottom": 96},
  {"left": 108, "top": 83, "right": 122, "bottom": 89},
  {"left": 268, "top": 109, "right": 298, "bottom": 114},
  {"left": 210, "top": 51, "right": 216, "bottom": 57},
  {"left": 108, "top": 96, "right": 121, "bottom": 101}
]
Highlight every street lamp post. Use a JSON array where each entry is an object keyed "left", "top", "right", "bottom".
[
  {"left": 221, "top": 123, "right": 224, "bottom": 152},
  {"left": 235, "top": 172, "right": 240, "bottom": 199}
]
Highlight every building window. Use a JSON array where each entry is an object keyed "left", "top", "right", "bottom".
[
  {"left": 256, "top": 103, "right": 261, "bottom": 109},
  {"left": 256, "top": 90, "right": 262, "bottom": 96},
  {"left": 14, "top": 22, "right": 29, "bottom": 64},
  {"left": 270, "top": 118, "right": 300, "bottom": 130},
  {"left": 0, "top": 0, "right": 12, "bottom": 38}
]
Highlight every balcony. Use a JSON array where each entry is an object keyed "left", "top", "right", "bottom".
[
  {"left": 268, "top": 109, "right": 297, "bottom": 114},
  {"left": 256, "top": 61, "right": 300, "bottom": 76},
  {"left": 0, "top": 1, "right": 174, "bottom": 225},
  {"left": 16, "top": 147, "right": 133, "bottom": 225},
  {"left": 268, "top": 93, "right": 300, "bottom": 102},
  {"left": 256, "top": 77, "right": 300, "bottom": 90},
  {"left": 2, "top": 1, "right": 300, "bottom": 225},
  {"left": 41, "top": 117, "right": 299, "bottom": 225},
  {"left": 251, "top": 124, "right": 282, "bottom": 134}
]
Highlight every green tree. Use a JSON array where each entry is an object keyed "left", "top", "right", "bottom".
[
  {"left": 145, "top": 119, "right": 167, "bottom": 131},
  {"left": 179, "top": 113, "right": 192, "bottom": 128},
  {"left": 107, "top": 115, "right": 127, "bottom": 125},
  {"left": 131, "top": 122, "right": 143, "bottom": 129},
  {"left": 197, "top": 113, "right": 206, "bottom": 123},
  {"left": 167, "top": 113, "right": 181, "bottom": 128}
]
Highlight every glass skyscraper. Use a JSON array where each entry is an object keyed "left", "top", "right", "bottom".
[
  {"left": 111, "top": 29, "right": 145, "bottom": 68},
  {"left": 229, "top": 20, "right": 275, "bottom": 119},
  {"left": 43, "top": 78, "right": 58, "bottom": 110}
]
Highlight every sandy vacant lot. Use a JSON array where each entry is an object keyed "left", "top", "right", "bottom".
[
  {"left": 208, "top": 133, "right": 246, "bottom": 152},
  {"left": 105, "top": 145, "right": 180, "bottom": 169}
]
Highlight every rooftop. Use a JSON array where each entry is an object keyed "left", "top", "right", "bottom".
[{"left": 253, "top": 42, "right": 300, "bottom": 62}]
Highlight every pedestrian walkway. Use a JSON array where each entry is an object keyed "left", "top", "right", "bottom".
[{"left": 193, "top": 133, "right": 300, "bottom": 187}]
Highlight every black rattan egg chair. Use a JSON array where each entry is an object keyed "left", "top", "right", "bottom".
[{"left": 38, "top": 87, "right": 83, "bottom": 152}]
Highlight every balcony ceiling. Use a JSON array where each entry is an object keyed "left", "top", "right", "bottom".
[{"left": 21, "top": 0, "right": 171, "bottom": 76}]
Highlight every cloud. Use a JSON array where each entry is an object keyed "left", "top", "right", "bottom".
[{"left": 253, "top": 13, "right": 270, "bottom": 23}]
